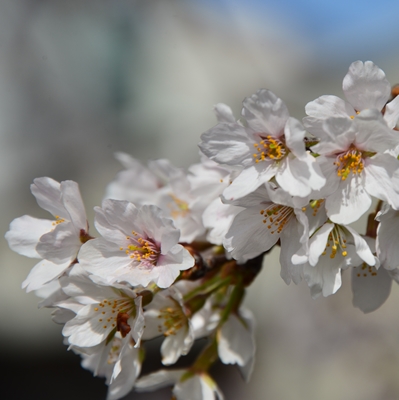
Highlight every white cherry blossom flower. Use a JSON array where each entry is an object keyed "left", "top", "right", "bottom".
[
  {"left": 5, "top": 177, "right": 89, "bottom": 292},
  {"left": 156, "top": 168, "right": 207, "bottom": 243},
  {"left": 105, "top": 152, "right": 166, "bottom": 203},
  {"left": 142, "top": 286, "right": 194, "bottom": 366},
  {"left": 199, "top": 89, "right": 325, "bottom": 200},
  {"left": 310, "top": 110, "right": 399, "bottom": 224},
  {"left": 217, "top": 307, "right": 256, "bottom": 382},
  {"left": 79, "top": 200, "right": 194, "bottom": 288},
  {"left": 303, "top": 222, "right": 376, "bottom": 298},
  {"left": 304, "top": 61, "right": 399, "bottom": 224},
  {"left": 106, "top": 153, "right": 207, "bottom": 243},
  {"left": 304, "top": 61, "right": 399, "bottom": 137},
  {"left": 60, "top": 268, "right": 145, "bottom": 348},
  {"left": 223, "top": 183, "right": 309, "bottom": 284}
]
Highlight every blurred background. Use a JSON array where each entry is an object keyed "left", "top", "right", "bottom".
[{"left": 2, "top": 0, "right": 399, "bottom": 398}]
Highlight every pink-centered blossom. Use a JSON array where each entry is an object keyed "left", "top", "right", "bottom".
[{"left": 78, "top": 200, "right": 194, "bottom": 289}]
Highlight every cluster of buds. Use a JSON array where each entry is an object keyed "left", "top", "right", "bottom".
[{"left": 6, "top": 61, "right": 399, "bottom": 399}]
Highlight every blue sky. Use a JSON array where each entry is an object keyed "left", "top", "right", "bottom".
[{"left": 201, "top": 0, "right": 399, "bottom": 64}]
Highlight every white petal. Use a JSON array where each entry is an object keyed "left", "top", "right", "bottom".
[
  {"left": 308, "top": 223, "right": 335, "bottom": 266},
  {"left": 343, "top": 60, "right": 390, "bottom": 111},
  {"left": 284, "top": 117, "right": 307, "bottom": 159},
  {"left": 199, "top": 123, "right": 253, "bottom": 166},
  {"left": 276, "top": 155, "right": 325, "bottom": 197},
  {"left": 280, "top": 218, "right": 307, "bottom": 284},
  {"left": 311, "top": 117, "right": 354, "bottom": 155},
  {"left": 214, "top": 103, "right": 236, "bottom": 123},
  {"left": 364, "top": 154, "right": 399, "bottom": 209},
  {"left": 241, "top": 89, "right": 289, "bottom": 135},
  {"left": 135, "top": 369, "right": 184, "bottom": 392},
  {"left": 217, "top": 314, "right": 254, "bottom": 367},
  {"left": 5, "top": 215, "right": 53, "bottom": 258},
  {"left": 60, "top": 180, "right": 87, "bottom": 230},
  {"left": 224, "top": 205, "right": 280, "bottom": 262},
  {"left": 79, "top": 239, "right": 133, "bottom": 283},
  {"left": 351, "top": 264, "right": 392, "bottom": 313},
  {"left": 138, "top": 205, "right": 179, "bottom": 253},
  {"left": 353, "top": 109, "right": 399, "bottom": 152},
  {"left": 236, "top": 308, "right": 256, "bottom": 383},
  {"left": 222, "top": 163, "right": 277, "bottom": 201},
  {"left": 376, "top": 206, "right": 399, "bottom": 269},
  {"left": 303, "top": 95, "right": 355, "bottom": 138},
  {"left": 63, "top": 304, "right": 115, "bottom": 347},
  {"left": 345, "top": 225, "right": 376, "bottom": 266},
  {"left": 95, "top": 200, "right": 139, "bottom": 240},
  {"left": 203, "top": 199, "right": 242, "bottom": 245},
  {"left": 326, "top": 175, "right": 372, "bottom": 224},
  {"left": 31, "top": 177, "right": 67, "bottom": 218},
  {"left": 107, "top": 345, "right": 142, "bottom": 400},
  {"left": 36, "top": 222, "right": 80, "bottom": 263},
  {"left": 303, "top": 258, "right": 342, "bottom": 298},
  {"left": 22, "top": 259, "right": 70, "bottom": 292},
  {"left": 161, "top": 327, "right": 191, "bottom": 366}
]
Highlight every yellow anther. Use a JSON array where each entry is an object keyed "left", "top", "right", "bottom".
[
  {"left": 335, "top": 146, "right": 364, "bottom": 180},
  {"left": 252, "top": 135, "right": 287, "bottom": 163}
]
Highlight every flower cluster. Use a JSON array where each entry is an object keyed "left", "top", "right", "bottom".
[{"left": 6, "top": 61, "right": 399, "bottom": 399}]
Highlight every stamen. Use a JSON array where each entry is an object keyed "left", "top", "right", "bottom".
[
  {"left": 52, "top": 215, "right": 66, "bottom": 226},
  {"left": 95, "top": 297, "right": 135, "bottom": 335},
  {"left": 121, "top": 235, "right": 160, "bottom": 267},
  {"left": 321, "top": 226, "right": 348, "bottom": 259},
  {"left": 158, "top": 298, "right": 186, "bottom": 336},
  {"left": 334, "top": 146, "right": 364, "bottom": 180},
  {"left": 259, "top": 204, "right": 294, "bottom": 235},
  {"left": 168, "top": 194, "right": 190, "bottom": 219},
  {"left": 309, "top": 199, "right": 324, "bottom": 216},
  {"left": 253, "top": 135, "right": 287, "bottom": 163},
  {"left": 356, "top": 262, "right": 378, "bottom": 278}
]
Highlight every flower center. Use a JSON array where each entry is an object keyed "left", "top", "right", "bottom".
[
  {"left": 159, "top": 299, "right": 186, "bottom": 336},
  {"left": 121, "top": 231, "right": 160, "bottom": 266},
  {"left": 334, "top": 146, "right": 364, "bottom": 180},
  {"left": 168, "top": 194, "right": 190, "bottom": 219},
  {"left": 355, "top": 262, "right": 378, "bottom": 278},
  {"left": 52, "top": 215, "right": 66, "bottom": 226},
  {"left": 94, "top": 297, "right": 136, "bottom": 333},
  {"left": 259, "top": 204, "right": 294, "bottom": 234},
  {"left": 253, "top": 135, "right": 287, "bottom": 163},
  {"left": 321, "top": 226, "right": 347, "bottom": 259}
]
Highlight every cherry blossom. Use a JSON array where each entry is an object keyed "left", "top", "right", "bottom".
[
  {"left": 5, "top": 177, "right": 89, "bottom": 292},
  {"left": 199, "top": 89, "right": 325, "bottom": 200},
  {"left": 79, "top": 200, "right": 194, "bottom": 288}
]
